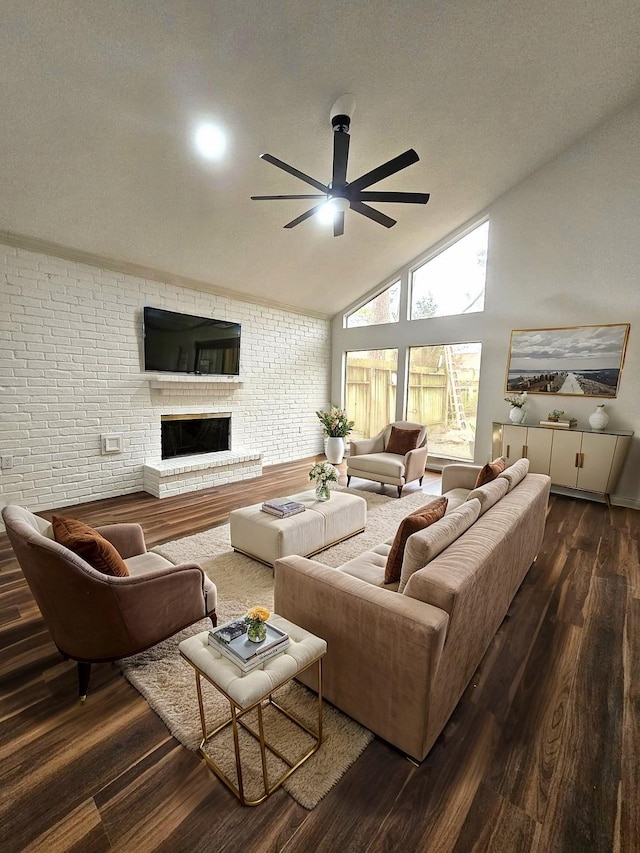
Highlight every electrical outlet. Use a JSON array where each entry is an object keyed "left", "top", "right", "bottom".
[{"left": 1, "top": 455, "right": 14, "bottom": 470}]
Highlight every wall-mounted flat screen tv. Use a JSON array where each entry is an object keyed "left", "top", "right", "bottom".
[{"left": 143, "top": 307, "right": 241, "bottom": 375}]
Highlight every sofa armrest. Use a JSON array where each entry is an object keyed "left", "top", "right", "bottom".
[
  {"left": 274, "top": 555, "right": 449, "bottom": 760},
  {"left": 404, "top": 445, "right": 428, "bottom": 483},
  {"left": 349, "top": 434, "right": 384, "bottom": 456},
  {"left": 440, "top": 463, "right": 482, "bottom": 494},
  {"left": 95, "top": 523, "right": 147, "bottom": 558}
]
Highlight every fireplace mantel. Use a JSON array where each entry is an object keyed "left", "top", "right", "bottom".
[{"left": 146, "top": 373, "right": 243, "bottom": 393}]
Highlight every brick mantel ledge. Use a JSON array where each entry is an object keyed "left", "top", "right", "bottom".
[{"left": 143, "top": 449, "right": 262, "bottom": 498}]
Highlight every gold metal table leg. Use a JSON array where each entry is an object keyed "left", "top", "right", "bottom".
[{"left": 186, "top": 653, "right": 324, "bottom": 806}]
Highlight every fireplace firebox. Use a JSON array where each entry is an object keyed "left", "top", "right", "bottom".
[{"left": 161, "top": 413, "right": 231, "bottom": 460}]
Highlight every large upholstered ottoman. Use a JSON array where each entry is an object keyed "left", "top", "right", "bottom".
[{"left": 229, "top": 489, "right": 366, "bottom": 566}]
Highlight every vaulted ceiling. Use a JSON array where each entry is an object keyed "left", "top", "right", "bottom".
[{"left": 2, "top": 1, "right": 639, "bottom": 316}]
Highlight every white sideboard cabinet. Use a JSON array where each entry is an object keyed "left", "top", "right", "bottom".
[{"left": 492, "top": 422, "right": 633, "bottom": 505}]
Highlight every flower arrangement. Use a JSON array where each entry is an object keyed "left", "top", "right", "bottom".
[
  {"left": 309, "top": 461, "right": 338, "bottom": 501},
  {"left": 504, "top": 391, "right": 527, "bottom": 409},
  {"left": 308, "top": 461, "right": 338, "bottom": 485},
  {"left": 244, "top": 606, "right": 270, "bottom": 643},
  {"left": 315, "top": 405, "right": 354, "bottom": 438}
]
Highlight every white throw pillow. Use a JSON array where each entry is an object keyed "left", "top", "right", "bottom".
[
  {"left": 465, "top": 476, "right": 509, "bottom": 514},
  {"left": 399, "top": 498, "right": 481, "bottom": 593},
  {"left": 498, "top": 457, "right": 530, "bottom": 491}
]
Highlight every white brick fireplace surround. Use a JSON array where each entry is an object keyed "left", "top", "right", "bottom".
[
  {"left": 144, "top": 410, "right": 262, "bottom": 498},
  {"left": 143, "top": 450, "right": 263, "bottom": 499},
  {"left": 0, "top": 242, "right": 331, "bottom": 526}
]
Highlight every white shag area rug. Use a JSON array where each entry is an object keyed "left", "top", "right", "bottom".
[{"left": 120, "top": 487, "right": 437, "bottom": 809}]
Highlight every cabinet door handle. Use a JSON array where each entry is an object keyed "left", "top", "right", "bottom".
[
  {"left": 506, "top": 444, "right": 510, "bottom": 457},
  {"left": 523, "top": 445, "right": 528, "bottom": 458},
  {"left": 580, "top": 453, "right": 585, "bottom": 469},
  {"left": 575, "top": 453, "right": 580, "bottom": 468}
]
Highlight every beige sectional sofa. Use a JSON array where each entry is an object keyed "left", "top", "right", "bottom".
[{"left": 273, "top": 458, "right": 551, "bottom": 761}]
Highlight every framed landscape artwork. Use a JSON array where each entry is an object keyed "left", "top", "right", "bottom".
[{"left": 505, "top": 323, "right": 630, "bottom": 397}]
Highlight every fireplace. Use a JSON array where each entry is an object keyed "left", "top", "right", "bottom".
[{"left": 161, "top": 413, "right": 231, "bottom": 460}]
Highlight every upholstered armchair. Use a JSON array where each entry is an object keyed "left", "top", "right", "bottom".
[
  {"left": 2, "top": 505, "right": 217, "bottom": 700},
  {"left": 346, "top": 421, "right": 428, "bottom": 497}
]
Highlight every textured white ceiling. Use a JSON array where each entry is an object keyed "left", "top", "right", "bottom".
[{"left": 1, "top": 0, "right": 639, "bottom": 315}]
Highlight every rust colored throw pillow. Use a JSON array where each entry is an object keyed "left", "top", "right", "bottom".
[
  {"left": 386, "top": 426, "right": 422, "bottom": 456},
  {"left": 52, "top": 515, "right": 129, "bottom": 577},
  {"left": 474, "top": 456, "right": 507, "bottom": 488},
  {"left": 384, "top": 496, "right": 448, "bottom": 584}
]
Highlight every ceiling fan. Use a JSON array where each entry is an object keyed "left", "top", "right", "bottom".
[{"left": 251, "top": 94, "right": 430, "bottom": 237}]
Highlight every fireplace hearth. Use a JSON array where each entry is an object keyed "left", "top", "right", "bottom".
[{"left": 161, "top": 413, "right": 231, "bottom": 460}]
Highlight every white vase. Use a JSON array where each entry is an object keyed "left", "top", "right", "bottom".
[
  {"left": 325, "top": 436, "right": 345, "bottom": 464},
  {"left": 509, "top": 406, "right": 525, "bottom": 424},
  {"left": 589, "top": 404, "right": 609, "bottom": 431}
]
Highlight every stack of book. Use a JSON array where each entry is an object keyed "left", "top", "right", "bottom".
[
  {"left": 208, "top": 619, "right": 290, "bottom": 672},
  {"left": 539, "top": 417, "right": 577, "bottom": 429},
  {"left": 261, "top": 498, "right": 306, "bottom": 518}
]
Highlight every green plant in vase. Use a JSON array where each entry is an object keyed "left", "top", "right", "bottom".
[{"left": 548, "top": 409, "right": 565, "bottom": 422}]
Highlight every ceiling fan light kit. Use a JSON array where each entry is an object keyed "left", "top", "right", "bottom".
[{"left": 251, "top": 95, "right": 430, "bottom": 236}]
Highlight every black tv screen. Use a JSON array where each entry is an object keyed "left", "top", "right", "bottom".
[{"left": 143, "top": 307, "right": 241, "bottom": 375}]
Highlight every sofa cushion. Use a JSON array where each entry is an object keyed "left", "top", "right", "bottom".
[
  {"left": 384, "top": 497, "right": 448, "bottom": 584},
  {"left": 346, "top": 452, "right": 407, "bottom": 479},
  {"left": 465, "top": 476, "right": 509, "bottom": 515},
  {"left": 474, "top": 456, "right": 506, "bottom": 488},
  {"left": 498, "top": 457, "right": 530, "bottom": 491},
  {"left": 386, "top": 426, "right": 421, "bottom": 455},
  {"left": 340, "top": 543, "right": 396, "bottom": 588},
  {"left": 399, "top": 498, "right": 481, "bottom": 593},
  {"left": 443, "top": 488, "right": 470, "bottom": 511},
  {"left": 52, "top": 515, "right": 130, "bottom": 577}
]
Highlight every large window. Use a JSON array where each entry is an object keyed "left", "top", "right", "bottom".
[
  {"left": 407, "top": 343, "right": 482, "bottom": 461},
  {"left": 346, "top": 281, "right": 400, "bottom": 328},
  {"left": 410, "top": 221, "right": 489, "bottom": 319},
  {"left": 345, "top": 349, "right": 398, "bottom": 439}
]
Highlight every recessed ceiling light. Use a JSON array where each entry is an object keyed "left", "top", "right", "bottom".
[{"left": 194, "top": 123, "right": 226, "bottom": 161}]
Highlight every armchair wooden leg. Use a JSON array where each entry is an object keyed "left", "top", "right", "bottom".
[
  {"left": 419, "top": 476, "right": 424, "bottom": 486},
  {"left": 78, "top": 661, "right": 92, "bottom": 702},
  {"left": 346, "top": 475, "right": 351, "bottom": 487},
  {"left": 397, "top": 486, "right": 403, "bottom": 497}
]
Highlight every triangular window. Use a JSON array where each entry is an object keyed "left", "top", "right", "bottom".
[
  {"left": 346, "top": 280, "right": 400, "bottom": 328},
  {"left": 410, "top": 221, "right": 488, "bottom": 319}
]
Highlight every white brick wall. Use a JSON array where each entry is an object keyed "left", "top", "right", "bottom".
[{"left": 0, "top": 243, "right": 330, "bottom": 524}]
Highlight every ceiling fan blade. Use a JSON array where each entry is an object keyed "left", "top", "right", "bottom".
[
  {"left": 348, "top": 149, "right": 420, "bottom": 192},
  {"left": 333, "top": 211, "right": 345, "bottom": 237},
  {"left": 350, "top": 201, "right": 397, "bottom": 228},
  {"left": 357, "top": 191, "right": 430, "bottom": 205},
  {"left": 260, "top": 153, "right": 329, "bottom": 193},
  {"left": 283, "top": 202, "right": 327, "bottom": 229},
  {"left": 332, "top": 131, "right": 350, "bottom": 188},
  {"left": 251, "top": 194, "right": 326, "bottom": 200}
]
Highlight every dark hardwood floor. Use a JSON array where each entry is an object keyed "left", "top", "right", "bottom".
[{"left": 1, "top": 458, "right": 638, "bottom": 852}]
